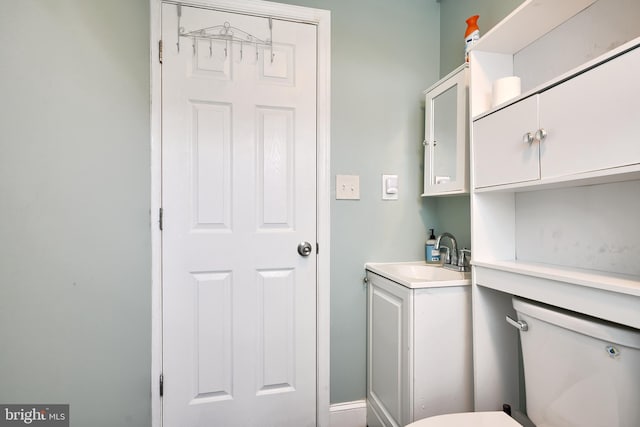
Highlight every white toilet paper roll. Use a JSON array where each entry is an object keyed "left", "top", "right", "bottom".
[{"left": 492, "top": 76, "right": 521, "bottom": 107}]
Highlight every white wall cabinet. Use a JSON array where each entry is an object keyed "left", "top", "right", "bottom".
[
  {"left": 474, "top": 45, "right": 640, "bottom": 190},
  {"left": 422, "top": 65, "right": 469, "bottom": 196},
  {"left": 469, "top": 0, "right": 640, "bottom": 414},
  {"left": 365, "top": 271, "right": 472, "bottom": 427}
]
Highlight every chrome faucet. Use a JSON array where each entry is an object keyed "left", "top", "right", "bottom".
[
  {"left": 434, "top": 232, "right": 458, "bottom": 266},
  {"left": 435, "top": 232, "right": 472, "bottom": 272}
]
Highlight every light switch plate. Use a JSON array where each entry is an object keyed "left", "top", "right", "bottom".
[
  {"left": 382, "top": 174, "right": 399, "bottom": 200},
  {"left": 336, "top": 174, "right": 360, "bottom": 200}
]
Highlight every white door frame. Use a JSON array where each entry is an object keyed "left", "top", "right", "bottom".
[{"left": 149, "top": 0, "right": 331, "bottom": 425}]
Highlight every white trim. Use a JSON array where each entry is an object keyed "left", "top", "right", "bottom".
[
  {"left": 329, "top": 400, "right": 367, "bottom": 427},
  {"left": 150, "top": 2, "right": 162, "bottom": 427},
  {"left": 149, "top": 1, "right": 331, "bottom": 426}
]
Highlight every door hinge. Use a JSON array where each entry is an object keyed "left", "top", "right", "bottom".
[
  {"left": 159, "top": 208, "right": 163, "bottom": 231},
  {"left": 316, "top": 242, "right": 319, "bottom": 254},
  {"left": 159, "top": 373, "right": 164, "bottom": 397},
  {"left": 159, "top": 40, "right": 163, "bottom": 64}
]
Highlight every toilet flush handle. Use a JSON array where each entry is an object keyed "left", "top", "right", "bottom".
[{"left": 506, "top": 315, "right": 528, "bottom": 331}]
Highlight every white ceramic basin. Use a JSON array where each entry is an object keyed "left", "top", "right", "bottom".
[{"left": 366, "top": 261, "right": 471, "bottom": 289}]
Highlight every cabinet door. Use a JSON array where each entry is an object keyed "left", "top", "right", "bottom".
[
  {"left": 539, "top": 47, "right": 640, "bottom": 179},
  {"left": 367, "top": 274, "right": 412, "bottom": 427},
  {"left": 424, "top": 67, "right": 468, "bottom": 196},
  {"left": 473, "top": 96, "right": 540, "bottom": 188}
]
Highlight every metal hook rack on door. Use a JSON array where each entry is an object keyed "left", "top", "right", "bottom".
[{"left": 175, "top": 5, "right": 274, "bottom": 62}]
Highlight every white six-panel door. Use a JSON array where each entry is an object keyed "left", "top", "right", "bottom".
[{"left": 161, "top": 3, "right": 317, "bottom": 426}]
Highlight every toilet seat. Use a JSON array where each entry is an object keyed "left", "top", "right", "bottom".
[{"left": 405, "top": 411, "right": 522, "bottom": 427}]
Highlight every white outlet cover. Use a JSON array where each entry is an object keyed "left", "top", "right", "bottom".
[{"left": 336, "top": 174, "right": 360, "bottom": 200}]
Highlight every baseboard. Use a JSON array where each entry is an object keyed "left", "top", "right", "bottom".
[{"left": 329, "top": 400, "right": 367, "bottom": 427}]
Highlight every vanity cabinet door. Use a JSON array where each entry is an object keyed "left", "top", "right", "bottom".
[
  {"left": 473, "top": 95, "right": 540, "bottom": 188},
  {"left": 367, "top": 274, "right": 412, "bottom": 427},
  {"left": 539, "top": 46, "right": 640, "bottom": 179}
]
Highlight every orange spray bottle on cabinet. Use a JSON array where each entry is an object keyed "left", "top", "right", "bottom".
[{"left": 464, "top": 15, "right": 480, "bottom": 62}]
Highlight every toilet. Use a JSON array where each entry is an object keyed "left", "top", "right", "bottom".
[{"left": 407, "top": 296, "right": 640, "bottom": 427}]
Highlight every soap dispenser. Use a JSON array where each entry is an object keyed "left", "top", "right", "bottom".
[{"left": 425, "top": 229, "right": 440, "bottom": 263}]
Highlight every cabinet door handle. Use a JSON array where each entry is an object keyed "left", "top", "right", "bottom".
[
  {"left": 522, "top": 132, "right": 535, "bottom": 145},
  {"left": 535, "top": 128, "right": 547, "bottom": 142}
]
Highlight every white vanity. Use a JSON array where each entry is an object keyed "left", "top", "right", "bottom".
[
  {"left": 365, "top": 262, "right": 473, "bottom": 427},
  {"left": 469, "top": 0, "right": 640, "bottom": 413}
]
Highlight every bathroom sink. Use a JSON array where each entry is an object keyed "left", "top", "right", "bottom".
[{"left": 366, "top": 261, "right": 471, "bottom": 289}]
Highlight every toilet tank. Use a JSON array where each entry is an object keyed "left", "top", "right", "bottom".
[{"left": 513, "top": 297, "right": 640, "bottom": 427}]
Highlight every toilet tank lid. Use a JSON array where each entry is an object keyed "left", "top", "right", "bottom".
[{"left": 513, "top": 297, "right": 640, "bottom": 349}]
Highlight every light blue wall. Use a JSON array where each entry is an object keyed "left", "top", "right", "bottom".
[
  {"left": 0, "top": 1, "right": 151, "bottom": 426},
  {"left": 269, "top": 0, "right": 442, "bottom": 403}
]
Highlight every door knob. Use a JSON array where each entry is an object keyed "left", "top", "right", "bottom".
[{"left": 297, "top": 241, "right": 313, "bottom": 257}]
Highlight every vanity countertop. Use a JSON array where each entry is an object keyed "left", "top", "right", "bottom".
[{"left": 366, "top": 261, "right": 471, "bottom": 289}]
